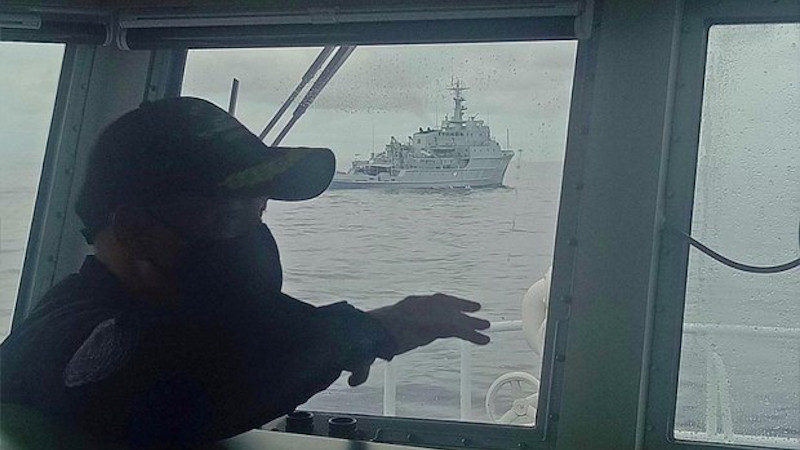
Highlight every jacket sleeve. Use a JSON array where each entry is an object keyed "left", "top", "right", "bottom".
[
  {"left": 73, "top": 225, "right": 397, "bottom": 443},
  {"left": 68, "top": 290, "right": 391, "bottom": 444}
]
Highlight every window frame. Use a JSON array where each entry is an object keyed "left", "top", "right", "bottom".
[
  {"left": 11, "top": 43, "right": 93, "bottom": 327},
  {"left": 645, "top": 1, "right": 800, "bottom": 449},
  {"left": 6, "top": 1, "right": 799, "bottom": 448},
  {"left": 6, "top": 3, "right": 589, "bottom": 449},
  {"left": 168, "top": 13, "right": 587, "bottom": 450},
  {"left": 118, "top": 1, "right": 585, "bottom": 49},
  {"left": 11, "top": 44, "right": 186, "bottom": 327}
]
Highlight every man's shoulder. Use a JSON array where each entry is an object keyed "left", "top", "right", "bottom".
[
  {"left": 2, "top": 269, "right": 114, "bottom": 351},
  {"left": 21, "top": 257, "right": 131, "bottom": 324},
  {"left": 0, "top": 263, "right": 138, "bottom": 409},
  {"left": 1, "top": 259, "right": 133, "bottom": 379},
  {"left": 29, "top": 272, "right": 89, "bottom": 315}
]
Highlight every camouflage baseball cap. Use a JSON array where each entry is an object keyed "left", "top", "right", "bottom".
[{"left": 75, "top": 97, "right": 335, "bottom": 241}]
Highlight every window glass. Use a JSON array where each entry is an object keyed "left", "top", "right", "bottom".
[
  {"left": 675, "top": 24, "right": 800, "bottom": 447},
  {"left": 0, "top": 42, "right": 65, "bottom": 341},
  {"left": 183, "top": 41, "right": 576, "bottom": 424}
]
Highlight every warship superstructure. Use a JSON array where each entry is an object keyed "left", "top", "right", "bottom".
[{"left": 330, "top": 81, "right": 515, "bottom": 189}]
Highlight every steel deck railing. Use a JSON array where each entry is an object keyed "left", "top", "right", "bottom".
[{"left": 380, "top": 320, "right": 800, "bottom": 448}]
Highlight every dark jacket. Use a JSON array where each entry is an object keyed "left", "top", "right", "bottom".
[{"left": 0, "top": 253, "right": 389, "bottom": 445}]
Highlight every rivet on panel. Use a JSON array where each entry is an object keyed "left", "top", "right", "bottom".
[
  {"left": 406, "top": 433, "right": 416, "bottom": 443},
  {"left": 555, "top": 354, "right": 566, "bottom": 362},
  {"left": 461, "top": 437, "right": 471, "bottom": 446},
  {"left": 549, "top": 413, "right": 559, "bottom": 422},
  {"left": 517, "top": 443, "right": 529, "bottom": 449}
]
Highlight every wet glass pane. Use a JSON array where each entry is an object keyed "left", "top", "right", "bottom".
[
  {"left": 183, "top": 41, "right": 576, "bottom": 424},
  {"left": 0, "top": 42, "right": 65, "bottom": 342},
  {"left": 675, "top": 24, "right": 800, "bottom": 448}
]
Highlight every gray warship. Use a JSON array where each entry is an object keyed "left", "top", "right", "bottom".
[{"left": 330, "top": 80, "right": 515, "bottom": 189}]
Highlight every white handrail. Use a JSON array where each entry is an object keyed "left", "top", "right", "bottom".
[
  {"left": 487, "top": 320, "right": 524, "bottom": 333},
  {"left": 383, "top": 359, "right": 397, "bottom": 417},
  {"left": 683, "top": 322, "right": 800, "bottom": 338},
  {"left": 380, "top": 319, "right": 800, "bottom": 444},
  {"left": 460, "top": 340, "right": 472, "bottom": 420},
  {"left": 380, "top": 321, "right": 522, "bottom": 421}
]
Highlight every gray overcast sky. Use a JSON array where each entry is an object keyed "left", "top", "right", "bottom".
[
  {"left": 0, "top": 41, "right": 577, "bottom": 174},
  {"left": 0, "top": 41, "right": 577, "bottom": 176},
  {"left": 181, "top": 41, "right": 578, "bottom": 169}
]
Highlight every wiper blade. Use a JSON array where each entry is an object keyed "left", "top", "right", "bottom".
[{"left": 270, "top": 46, "right": 355, "bottom": 146}]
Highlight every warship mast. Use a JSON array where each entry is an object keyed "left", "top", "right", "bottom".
[{"left": 447, "top": 79, "right": 469, "bottom": 125}]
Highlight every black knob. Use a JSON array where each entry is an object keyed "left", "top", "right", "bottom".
[
  {"left": 328, "top": 416, "right": 357, "bottom": 439},
  {"left": 285, "top": 410, "right": 314, "bottom": 434}
]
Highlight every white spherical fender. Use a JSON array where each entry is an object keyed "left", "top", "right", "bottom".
[
  {"left": 522, "top": 266, "right": 551, "bottom": 354},
  {"left": 485, "top": 371, "right": 540, "bottom": 426}
]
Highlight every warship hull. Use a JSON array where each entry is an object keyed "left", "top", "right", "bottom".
[
  {"left": 330, "top": 153, "right": 513, "bottom": 189},
  {"left": 331, "top": 80, "right": 516, "bottom": 190}
]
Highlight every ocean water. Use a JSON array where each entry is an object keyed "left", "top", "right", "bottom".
[
  {"left": 267, "top": 161, "right": 562, "bottom": 422},
  {"left": 0, "top": 160, "right": 797, "bottom": 438}
]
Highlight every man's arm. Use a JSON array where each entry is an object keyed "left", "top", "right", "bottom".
[
  {"left": 63, "top": 246, "right": 490, "bottom": 444},
  {"left": 62, "top": 287, "right": 390, "bottom": 444},
  {"left": 107, "top": 290, "right": 488, "bottom": 443}
]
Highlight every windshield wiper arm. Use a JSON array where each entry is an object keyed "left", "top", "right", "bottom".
[
  {"left": 258, "top": 46, "right": 336, "bottom": 141},
  {"left": 270, "top": 45, "right": 356, "bottom": 146}
]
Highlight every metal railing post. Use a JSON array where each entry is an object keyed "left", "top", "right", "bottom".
[
  {"left": 460, "top": 339, "right": 472, "bottom": 420},
  {"left": 703, "top": 338, "right": 719, "bottom": 437},
  {"left": 383, "top": 360, "right": 397, "bottom": 417}
]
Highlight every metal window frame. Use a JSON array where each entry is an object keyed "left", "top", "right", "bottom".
[
  {"left": 13, "top": 43, "right": 95, "bottom": 327},
  {"left": 122, "top": 16, "right": 578, "bottom": 50},
  {"left": 162, "top": 11, "right": 590, "bottom": 450},
  {"left": 645, "top": 1, "right": 800, "bottom": 450},
  {"left": 118, "top": 2, "right": 582, "bottom": 29},
  {"left": 6, "top": 1, "right": 798, "bottom": 449},
  {"left": 7, "top": 10, "right": 587, "bottom": 449},
  {"left": 117, "top": 1, "right": 585, "bottom": 49},
  {"left": 12, "top": 45, "right": 186, "bottom": 327},
  {"left": 10, "top": 3, "right": 600, "bottom": 449},
  {"left": 0, "top": 9, "right": 109, "bottom": 45}
]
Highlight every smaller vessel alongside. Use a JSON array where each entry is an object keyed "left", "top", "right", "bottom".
[{"left": 330, "top": 80, "right": 516, "bottom": 189}]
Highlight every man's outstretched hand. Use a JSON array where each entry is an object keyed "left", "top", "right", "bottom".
[
  {"left": 370, "top": 293, "right": 491, "bottom": 357},
  {"left": 347, "top": 294, "right": 490, "bottom": 387}
]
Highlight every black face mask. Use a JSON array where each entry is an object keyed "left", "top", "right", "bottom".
[{"left": 176, "top": 224, "right": 284, "bottom": 308}]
